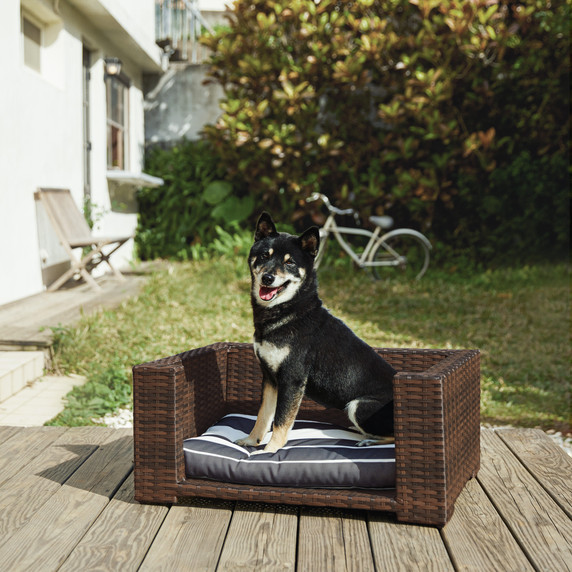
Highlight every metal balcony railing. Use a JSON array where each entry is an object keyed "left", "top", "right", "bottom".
[{"left": 155, "top": 0, "right": 214, "bottom": 64}]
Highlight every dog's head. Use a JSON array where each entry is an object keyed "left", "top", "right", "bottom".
[{"left": 249, "top": 212, "right": 319, "bottom": 308}]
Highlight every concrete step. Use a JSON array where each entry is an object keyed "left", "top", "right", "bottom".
[{"left": 0, "top": 351, "right": 44, "bottom": 403}]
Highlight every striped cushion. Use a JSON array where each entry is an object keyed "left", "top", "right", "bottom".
[{"left": 183, "top": 414, "right": 395, "bottom": 489}]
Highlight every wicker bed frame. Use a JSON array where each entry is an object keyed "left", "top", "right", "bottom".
[{"left": 133, "top": 342, "right": 480, "bottom": 527}]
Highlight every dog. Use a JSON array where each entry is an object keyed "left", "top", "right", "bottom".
[{"left": 236, "top": 212, "right": 396, "bottom": 454}]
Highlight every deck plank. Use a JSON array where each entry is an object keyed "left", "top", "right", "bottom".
[
  {"left": 59, "top": 473, "right": 168, "bottom": 572},
  {"left": 297, "top": 507, "right": 375, "bottom": 572},
  {"left": 0, "top": 426, "right": 22, "bottom": 444},
  {"left": 478, "top": 428, "right": 572, "bottom": 572},
  {"left": 0, "top": 426, "right": 107, "bottom": 547},
  {"left": 0, "top": 428, "right": 132, "bottom": 571},
  {"left": 0, "top": 274, "right": 145, "bottom": 346},
  {"left": 0, "top": 426, "right": 67, "bottom": 488},
  {"left": 368, "top": 513, "right": 453, "bottom": 571},
  {"left": 0, "top": 427, "right": 569, "bottom": 570},
  {"left": 497, "top": 427, "right": 572, "bottom": 519},
  {"left": 139, "top": 500, "right": 233, "bottom": 571},
  {"left": 441, "top": 477, "right": 534, "bottom": 571},
  {"left": 217, "top": 502, "right": 297, "bottom": 571}
]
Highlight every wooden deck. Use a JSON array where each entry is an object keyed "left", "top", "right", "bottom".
[
  {"left": 0, "top": 426, "right": 570, "bottom": 571},
  {"left": 0, "top": 269, "right": 151, "bottom": 353}
]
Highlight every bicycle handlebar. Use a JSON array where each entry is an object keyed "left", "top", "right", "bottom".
[{"left": 306, "top": 193, "right": 355, "bottom": 216}]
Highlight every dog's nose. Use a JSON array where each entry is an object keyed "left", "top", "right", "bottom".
[{"left": 262, "top": 273, "right": 275, "bottom": 286}]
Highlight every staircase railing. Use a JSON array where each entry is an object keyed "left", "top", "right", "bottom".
[{"left": 155, "top": 0, "right": 214, "bottom": 64}]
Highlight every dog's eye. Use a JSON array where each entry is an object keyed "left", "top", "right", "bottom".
[
  {"left": 260, "top": 251, "right": 269, "bottom": 260},
  {"left": 285, "top": 259, "right": 295, "bottom": 266}
]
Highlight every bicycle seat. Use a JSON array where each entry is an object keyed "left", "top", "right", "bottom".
[{"left": 369, "top": 215, "right": 394, "bottom": 230}]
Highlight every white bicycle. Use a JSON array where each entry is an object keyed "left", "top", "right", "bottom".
[{"left": 306, "top": 193, "right": 432, "bottom": 280}]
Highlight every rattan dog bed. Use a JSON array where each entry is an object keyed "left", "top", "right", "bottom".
[{"left": 133, "top": 342, "right": 480, "bottom": 526}]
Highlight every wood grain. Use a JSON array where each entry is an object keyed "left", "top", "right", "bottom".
[
  {"left": 442, "top": 477, "right": 534, "bottom": 571},
  {"left": 0, "top": 425, "right": 22, "bottom": 445},
  {"left": 217, "top": 502, "right": 297, "bottom": 571},
  {"left": 298, "top": 507, "right": 375, "bottom": 572},
  {"left": 0, "top": 426, "right": 105, "bottom": 547},
  {"left": 497, "top": 427, "right": 572, "bottom": 518},
  {"left": 0, "top": 426, "right": 66, "bottom": 488},
  {"left": 60, "top": 473, "right": 168, "bottom": 572},
  {"left": 140, "top": 500, "right": 233, "bottom": 571},
  {"left": 0, "top": 429, "right": 132, "bottom": 570},
  {"left": 478, "top": 428, "right": 572, "bottom": 572},
  {"left": 368, "top": 513, "right": 453, "bottom": 571}
]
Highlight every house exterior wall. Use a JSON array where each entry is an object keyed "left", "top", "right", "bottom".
[{"left": 0, "top": 0, "right": 162, "bottom": 306}]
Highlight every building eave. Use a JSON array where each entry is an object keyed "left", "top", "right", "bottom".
[{"left": 66, "top": 0, "right": 163, "bottom": 73}]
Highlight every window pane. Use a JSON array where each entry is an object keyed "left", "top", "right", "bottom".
[
  {"left": 106, "top": 77, "right": 112, "bottom": 119},
  {"left": 106, "top": 75, "right": 128, "bottom": 169},
  {"left": 107, "top": 124, "right": 113, "bottom": 168},
  {"left": 109, "top": 125, "right": 124, "bottom": 169},
  {"left": 113, "top": 83, "right": 125, "bottom": 126},
  {"left": 110, "top": 81, "right": 118, "bottom": 119},
  {"left": 23, "top": 17, "right": 41, "bottom": 72}
]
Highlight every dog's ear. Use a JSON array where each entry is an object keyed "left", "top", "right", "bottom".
[
  {"left": 254, "top": 212, "right": 277, "bottom": 242},
  {"left": 300, "top": 226, "right": 320, "bottom": 258}
]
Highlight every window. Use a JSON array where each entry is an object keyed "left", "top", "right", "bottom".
[
  {"left": 22, "top": 14, "right": 42, "bottom": 72},
  {"left": 106, "top": 75, "right": 129, "bottom": 170}
]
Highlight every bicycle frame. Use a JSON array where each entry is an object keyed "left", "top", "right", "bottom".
[
  {"left": 321, "top": 215, "right": 384, "bottom": 268},
  {"left": 320, "top": 214, "right": 430, "bottom": 269}
]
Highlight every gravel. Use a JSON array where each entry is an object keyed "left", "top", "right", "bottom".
[{"left": 93, "top": 408, "right": 133, "bottom": 428}]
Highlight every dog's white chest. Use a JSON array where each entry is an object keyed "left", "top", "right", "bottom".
[{"left": 254, "top": 341, "right": 290, "bottom": 373}]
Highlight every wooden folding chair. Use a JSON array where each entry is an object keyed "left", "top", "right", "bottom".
[{"left": 34, "top": 188, "right": 133, "bottom": 291}]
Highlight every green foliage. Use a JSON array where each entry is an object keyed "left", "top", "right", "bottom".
[
  {"left": 136, "top": 139, "right": 252, "bottom": 260},
  {"left": 201, "top": 0, "right": 570, "bottom": 261},
  {"left": 189, "top": 224, "right": 253, "bottom": 268},
  {"left": 47, "top": 353, "right": 131, "bottom": 426},
  {"left": 436, "top": 151, "right": 570, "bottom": 265}
]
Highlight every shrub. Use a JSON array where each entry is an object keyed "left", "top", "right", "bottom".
[
  {"left": 201, "top": 0, "right": 570, "bottom": 261},
  {"left": 136, "top": 139, "right": 251, "bottom": 260}
]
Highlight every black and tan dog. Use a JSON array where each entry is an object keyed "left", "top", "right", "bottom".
[{"left": 236, "top": 212, "right": 396, "bottom": 454}]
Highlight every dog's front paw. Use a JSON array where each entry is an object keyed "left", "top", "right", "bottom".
[
  {"left": 235, "top": 435, "right": 260, "bottom": 447},
  {"left": 262, "top": 441, "right": 282, "bottom": 454}
]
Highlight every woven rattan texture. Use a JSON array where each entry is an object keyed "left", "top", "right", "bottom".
[{"left": 133, "top": 343, "right": 480, "bottom": 526}]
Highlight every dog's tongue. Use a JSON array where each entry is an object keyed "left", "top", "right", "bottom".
[{"left": 259, "top": 286, "right": 279, "bottom": 301}]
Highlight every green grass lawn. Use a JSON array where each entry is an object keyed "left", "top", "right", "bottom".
[{"left": 48, "top": 257, "right": 570, "bottom": 432}]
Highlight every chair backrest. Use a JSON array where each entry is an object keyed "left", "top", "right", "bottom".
[{"left": 34, "top": 188, "right": 92, "bottom": 242}]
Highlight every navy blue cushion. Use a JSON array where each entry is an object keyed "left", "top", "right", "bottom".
[{"left": 183, "top": 414, "right": 395, "bottom": 489}]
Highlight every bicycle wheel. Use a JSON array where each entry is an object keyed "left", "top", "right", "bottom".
[{"left": 370, "top": 230, "right": 431, "bottom": 280}]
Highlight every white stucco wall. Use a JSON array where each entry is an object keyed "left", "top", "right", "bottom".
[
  {"left": 0, "top": 0, "right": 161, "bottom": 306},
  {"left": 100, "top": 0, "right": 156, "bottom": 41}
]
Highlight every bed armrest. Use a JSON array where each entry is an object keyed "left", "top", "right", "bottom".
[
  {"left": 132, "top": 343, "right": 230, "bottom": 503},
  {"left": 393, "top": 349, "right": 480, "bottom": 524}
]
